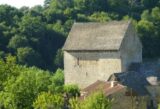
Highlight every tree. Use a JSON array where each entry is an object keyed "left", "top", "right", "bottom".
[
  {"left": 0, "top": 51, "right": 5, "bottom": 59},
  {"left": 64, "top": 85, "right": 80, "bottom": 97},
  {"left": 54, "top": 49, "right": 64, "bottom": 68},
  {"left": 0, "top": 67, "right": 52, "bottom": 109},
  {"left": 137, "top": 7, "right": 160, "bottom": 57},
  {"left": 0, "top": 5, "right": 22, "bottom": 26},
  {"left": 17, "top": 47, "right": 42, "bottom": 67},
  {"left": 107, "top": 0, "right": 129, "bottom": 16},
  {"left": 19, "top": 15, "right": 45, "bottom": 38},
  {"left": 43, "top": 7, "right": 66, "bottom": 23},
  {"left": 141, "top": 0, "right": 159, "bottom": 9},
  {"left": 31, "top": 5, "right": 44, "bottom": 13},
  {"left": 19, "top": 6, "right": 29, "bottom": 14},
  {"left": 0, "top": 59, "right": 65, "bottom": 109},
  {"left": 0, "top": 22, "right": 10, "bottom": 51},
  {"left": 82, "top": 92, "right": 112, "bottom": 109},
  {"left": 0, "top": 0, "right": 160, "bottom": 71},
  {"left": 69, "top": 92, "right": 112, "bottom": 109},
  {"left": 40, "top": 24, "right": 65, "bottom": 70},
  {"left": 48, "top": 69, "right": 64, "bottom": 93},
  {"left": 88, "top": 12, "right": 111, "bottom": 22},
  {"left": 33, "top": 92, "right": 64, "bottom": 109},
  {"left": 8, "top": 35, "right": 29, "bottom": 50},
  {"left": 74, "top": 0, "right": 107, "bottom": 14},
  {"left": 0, "top": 55, "right": 18, "bottom": 91},
  {"left": 44, "top": 0, "right": 52, "bottom": 7}
]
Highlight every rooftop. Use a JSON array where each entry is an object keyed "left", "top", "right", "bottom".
[
  {"left": 63, "top": 21, "right": 131, "bottom": 51},
  {"left": 80, "top": 80, "right": 125, "bottom": 100}
]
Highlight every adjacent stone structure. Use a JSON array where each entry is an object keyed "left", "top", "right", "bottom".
[
  {"left": 80, "top": 80, "right": 149, "bottom": 109},
  {"left": 63, "top": 21, "right": 142, "bottom": 88}
]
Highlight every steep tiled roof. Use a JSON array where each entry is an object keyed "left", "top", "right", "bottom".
[{"left": 63, "top": 21, "right": 131, "bottom": 51}]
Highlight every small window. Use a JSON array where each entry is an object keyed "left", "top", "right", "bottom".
[{"left": 77, "top": 58, "right": 79, "bottom": 65}]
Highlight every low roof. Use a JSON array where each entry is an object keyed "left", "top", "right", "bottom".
[
  {"left": 80, "top": 80, "right": 125, "bottom": 100},
  {"left": 110, "top": 72, "right": 150, "bottom": 96},
  {"left": 108, "top": 61, "right": 160, "bottom": 96},
  {"left": 63, "top": 21, "right": 131, "bottom": 51}
]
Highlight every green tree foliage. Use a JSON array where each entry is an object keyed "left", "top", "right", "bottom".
[
  {"left": 0, "top": 22, "right": 12, "bottom": 52},
  {"left": 44, "top": 0, "right": 52, "bottom": 7},
  {"left": 74, "top": 0, "right": 107, "bottom": 14},
  {"left": 69, "top": 92, "right": 112, "bottom": 109},
  {"left": 141, "top": 0, "right": 160, "bottom": 9},
  {"left": 137, "top": 7, "right": 160, "bottom": 57},
  {"left": 0, "top": 5, "right": 22, "bottom": 26},
  {"left": 0, "top": 0, "right": 160, "bottom": 108},
  {"left": 8, "top": 35, "right": 29, "bottom": 50},
  {"left": 64, "top": 85, "right": 80, "bottom": 97},
  {"left": 0, "top": 51, "right": 5, "bottom": 59},
  {"left": 48, "top": 69, "right": 64, "bottom": 93},
  {"left": 0, "top": 67, "right": 51, "bottom": 109},
  {"left": 0, "top": 0, "right": 160, "bottom": 70},
  {"left": 54, "top": 49, "right": 64, "bottom": 68},
  {"left": 0, "top": 56, "right": 66, "bottom": 109},
  {"left": 17, "top": 47, "right": 42, "bottom": 67},
  {"left": 82, "top": 92, "right": 112, "bottom": 109},
  {"left": 107, "top": 0, "right": 129, "bottom": 16},
  {"left": 88, "top": 12, "right": 111, "bottom": 22},
  {"left": 19, "top": 15, "right": 45, "bottom": 38},
  {"left": 33, "top": 92, "right": 64, "bottom": 109},
  {"left": 0, "top": 55, "right": 18, "bottom": 91}
]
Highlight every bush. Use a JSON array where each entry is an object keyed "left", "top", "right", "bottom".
[
  {"left": 33, "top": 92, "right": 64, "bottom": 109},
  {"left": 69, "top": 92, "right": 112, "bottom": 109},
  {"left": 64, "top": 85, "right": 80, "bottom": 97}
]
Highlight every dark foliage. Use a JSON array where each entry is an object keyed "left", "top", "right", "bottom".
[{"left": 0, "top": 0, "right": 160, "bottom": 71}]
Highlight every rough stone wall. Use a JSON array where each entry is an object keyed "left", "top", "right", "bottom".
[
  {"left": 64, "top": 51, "right": 122, "bottom": 88},
  {"left": 120, "top": 23, "right": 142, "bottom": 71},
  {"left": 64, "top": 23, "right": 142, "bottom": 89},
  {"left": 111, "top": 89, "right": 148, "bottom": 109}
]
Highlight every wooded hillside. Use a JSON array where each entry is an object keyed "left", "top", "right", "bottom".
[
  {"left": 0, "top": 0, "right": 160, "bottom": 71},
  {"left": 0, "top": 0, "right": 160, "bottom": 108}
]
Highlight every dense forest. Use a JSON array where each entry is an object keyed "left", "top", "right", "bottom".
[
  {"left": 0, "top": 0, "right": 160, "bottom": 108},
  {"left": 0, "top": 0, "right": 160, "bottom": 71}
]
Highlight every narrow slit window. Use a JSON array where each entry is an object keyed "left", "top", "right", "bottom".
[{"left": 77, "top": 58, "right": 79, "bottom": 65}]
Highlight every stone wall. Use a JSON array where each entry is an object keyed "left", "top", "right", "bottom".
[
  {"left": 64, "top": 23, "right": 143, "bottom": 89},
  {"left": 120, "top": 23, "right": 142, "bottom": 71},
  {"left": 111, "top": 89, "right": 148, "bottom": 109},
  {"left": 64, "top": 51, "right": 122, "bottom": 88}
]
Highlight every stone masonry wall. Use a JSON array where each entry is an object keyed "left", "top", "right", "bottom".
[
  {"left": 111, "top": 89, "right": 148, "bottom": 109},
  {"left": 64, "top": 51, "right": 122, "bottom": 88},
  {"left": 64, "top": 24, "right": 142, "bottom": 89},
  {"left": 120, "top": 24, "right": 142, "bottom": 71}
]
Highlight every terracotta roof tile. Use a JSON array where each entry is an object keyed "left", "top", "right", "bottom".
[{"left": 80, "top": 80, "right": 125, "bottom": 99}]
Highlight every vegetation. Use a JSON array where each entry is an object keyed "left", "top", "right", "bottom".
[
  {"left": 0, "top": 56, "right": 64, "bottom": 108},
  {"left": 0, "top": 56, "right": 111, "bottom": 109},
  {"left": 0, "top": 0, "right": 160, "bottom": 108},
  {"left": 0, "top": 0, "right": 160, "bottom": 71},
  {"left": 69, "top": 92, "right": 112, "bottom": 109},
  {"left": 33, "top": 92, "right": 64, "bottom": 109}
]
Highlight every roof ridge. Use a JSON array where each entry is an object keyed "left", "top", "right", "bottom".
[{"left": 63, "top": 20, "right": 131, "bottom": 51}]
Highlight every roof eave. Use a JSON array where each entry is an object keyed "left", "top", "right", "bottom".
[{"left": 63, "top": 49, "right": 119, "bottom": 52}]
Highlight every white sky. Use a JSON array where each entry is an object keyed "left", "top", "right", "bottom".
[{"left": 0, "top": 0, "right": 45, "bottom": 8}]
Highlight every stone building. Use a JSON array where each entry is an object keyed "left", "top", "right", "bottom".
[
  {"left": 63, "top": 21, "right": 142, "bottom": 88},
  {"left": 80, "top": 80, "right": 149, "bottom": 109}
]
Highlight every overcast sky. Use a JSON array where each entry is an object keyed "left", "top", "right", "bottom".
[{"left": 0, "top": 0, "right": 44, "bottom": 8}]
